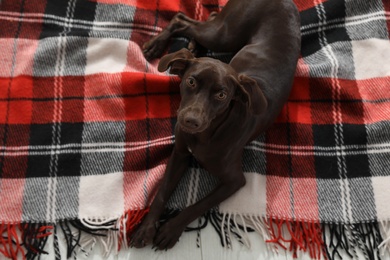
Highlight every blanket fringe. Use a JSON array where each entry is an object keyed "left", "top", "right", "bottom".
[
  {"left": 118, "top": 209, "right": 149, "bottom": 250},
  {"left": 0, "top": 223, "right": 53, "bottom": 260},
  {"left": 58, "top": 209, "right": 149, "bottom": 259},
  {"left": 208, "top": 212, "right": 387, "bottom": 260},
  {"left": 0, "top": 210, "right": 147, "bottom": 259},
  {"left": 322, "top": 223, "right": 384, "bottom": 260},
  {"left": 267, "top": 218, "right": 325, "bottom": 259},
  {"left": 379, "top": 221, "right": 390, "bottom": 256},
  {"left": 0, "top": 210, "right": 388, "bottom": 259},
  {"left": 208, "top": 212, "right": 325, "bottom": 259}
]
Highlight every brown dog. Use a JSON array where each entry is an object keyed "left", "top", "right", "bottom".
[{"left": 131, "top": 0, "right": 301, "bottom": 250}]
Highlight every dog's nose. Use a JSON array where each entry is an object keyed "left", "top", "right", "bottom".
[{"left": 184, "top": 115, "right": 201, "bottom": 130}]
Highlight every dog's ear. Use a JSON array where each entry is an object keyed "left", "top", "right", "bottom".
[
  {"left": 233, "top": 74, "right": 268, "bottom": 115},
  {"left": 158, "top": 48, "right": 194, "bottom": 77}
]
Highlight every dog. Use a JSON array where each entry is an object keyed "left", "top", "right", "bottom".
[{"left": 131, "top": 0, "right": 301, "bottom": 250}]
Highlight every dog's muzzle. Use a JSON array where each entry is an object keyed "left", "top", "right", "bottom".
[{"left": 177, "top": 108, "right": 208, "bottom": 134}]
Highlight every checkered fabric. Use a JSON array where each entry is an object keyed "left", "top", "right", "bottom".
[{"left": 0, "top": 0, "right": 389, "bottom": 259}]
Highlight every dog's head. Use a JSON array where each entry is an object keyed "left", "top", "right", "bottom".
[{"left": 158, "top": 48, "right": 267, "bottom": 134}]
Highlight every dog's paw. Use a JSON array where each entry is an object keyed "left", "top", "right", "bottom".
[
  {"left": 131, "top": 221, "right": 157, "bottom": 248},
  {"left": 153, "top": 220, "right": 184, "bottom": 250}
]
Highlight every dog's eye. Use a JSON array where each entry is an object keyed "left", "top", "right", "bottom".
[
  {"left": 215, "top": 91, "right": 227, "bottom": 100},
  {"left": 186, "top": 77, "right": 196, "bottom": 88}
]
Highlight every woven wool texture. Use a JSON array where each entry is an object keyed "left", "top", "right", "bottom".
[{"left": 0, "top": 0, "right": 390, "bottom": 259}]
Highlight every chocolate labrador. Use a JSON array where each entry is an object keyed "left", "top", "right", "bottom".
[{"left": 131, "top": 0, "right": 301, "bottom": 250}]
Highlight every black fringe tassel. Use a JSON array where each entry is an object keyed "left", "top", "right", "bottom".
[
  {"left": 323, "top": 222, "right": 383, "bottom": 260},
  {"left": 21, "top": 223, "right": 52, "bottom": 260}
]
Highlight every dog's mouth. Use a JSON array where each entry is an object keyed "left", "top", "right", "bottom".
[{"left": 178, "top": 121, "right": 209, "bottom": 134}]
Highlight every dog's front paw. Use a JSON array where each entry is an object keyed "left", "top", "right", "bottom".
[
  {"left": 131, "top": 221, "right": 157, "bottom": 248},
  {"left": 153, "top": 220, "right": 185, "bottom": 250}
]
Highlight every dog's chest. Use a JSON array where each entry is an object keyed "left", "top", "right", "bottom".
[
  {"left": 186, "top": 142, "right": 219, "bottom": 166},
  {"left": 183, "top": 131, "right": 233, "bottom": 168},
  {"left": 187, "top": 145, "right": 203, "bottom": 159}
]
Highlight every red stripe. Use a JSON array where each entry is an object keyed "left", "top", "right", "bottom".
[
  {"left": 292, "top": 178, "right": 319, "bottom": 220},
  {"left": 1, "top": 125, "right": 30, "bottom": 178},
  {"left": 0, "top": 179, "right": 25, "bottom": 222},
  {"left": 275, "top": 77, "right": 390, "bottom": 125},
  {"left": 0, "top": 73, "right": 178, "bottom": 124},
  {"left": 382, "top": 0, "right": 390, "bottom": 35},
  {"left": 266, "top": 122, "right": 319, "bottom": 221},
  {"left": 266, "top": 176, "right": 293, "bottom": 219},
  {"left": 123, "top": 170, "right": 151, "bottom": 210},
  {"left": 0, "top": 0, "right": 46, "bottom": 39},
  {"left": 358, "top": 77, "right": 390, "bottom": 100},
  {"left": 293, "top": 0, "right": 327, "bottom": 12}
]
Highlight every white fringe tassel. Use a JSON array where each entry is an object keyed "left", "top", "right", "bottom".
[{"left": 379, "top": 221, "right": 390, "bottom": 257}]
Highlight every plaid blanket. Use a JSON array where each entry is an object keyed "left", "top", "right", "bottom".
[{"left": 0, "top": 0, "right": 390, "bottom": 259}]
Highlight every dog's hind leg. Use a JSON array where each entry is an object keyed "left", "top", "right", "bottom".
[
  {"left": 143, "top": 13, "right": 200, "bottom": 60},
  {"left": 143, "top": 12, "right": 233, "bottom": 60}
]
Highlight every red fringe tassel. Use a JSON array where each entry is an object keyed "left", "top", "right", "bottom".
[
  {"left": 118, "top": 208, "right": 150, "bottom": 250},
  {"left": 0, "top": 223, "right": 53, "bottom": 260},
  {"left": 266, "top": 218, "right": 326, "bottom": 260}
]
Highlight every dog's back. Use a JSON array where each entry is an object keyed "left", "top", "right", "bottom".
[{"left": 227, "top": 0, "right": 301, "bottom": 139}]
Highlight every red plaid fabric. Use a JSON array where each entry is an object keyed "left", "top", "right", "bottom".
[{"left": 0, "top": 0, "right": 390, "bottom": 259}]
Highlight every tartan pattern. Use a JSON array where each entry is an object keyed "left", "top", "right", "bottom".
[
  {"left": 0, "top": 0, "right": 182, "bottom": 224},
  {"left": 0, "top": 0, "right": 390, "bottom": 251}
]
